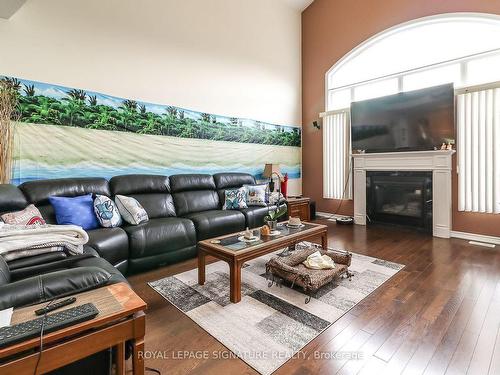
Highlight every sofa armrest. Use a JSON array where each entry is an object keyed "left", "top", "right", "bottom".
[{"left": 0, "top": 266, "right": 111, "bottom": 310}]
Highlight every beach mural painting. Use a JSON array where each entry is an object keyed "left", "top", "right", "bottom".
[{"left": 1, "top": 76, "right": 301, "bottom": 192}]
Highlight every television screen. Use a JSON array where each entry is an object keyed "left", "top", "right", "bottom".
[{"left": 350, "top": 83, "right": 455, "bottom": 153}]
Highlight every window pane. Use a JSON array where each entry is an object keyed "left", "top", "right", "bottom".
[
  {"left": 327, "top": 89, "right": 351, "bottom": 110},
  {"left": 402, "top": 64, "right": 461, "bottom": 92},
  {"left": 466, "top": 53, "right": 500, "bottom": 86},
  {"left": 353, "top": 79, "right": 398, "bottom": 102},
  {"left": 327, "top": 16, "right": 500, "bottom": 89}
]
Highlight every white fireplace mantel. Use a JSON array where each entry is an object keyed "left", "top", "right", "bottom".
[{"left": 352, "top": 150, "right": 455, "bottom": 238}]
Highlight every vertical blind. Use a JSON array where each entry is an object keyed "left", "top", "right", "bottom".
[
  {"left": 323, "top": 111, "right": 352, "bottom": 200},
  {"left": 457, "top": 87, "right": 500, "bottom": 213}
]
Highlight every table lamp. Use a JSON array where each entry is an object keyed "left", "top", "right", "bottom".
[{"left": 262, "top": 163, "right": 281, "bottom": 192}]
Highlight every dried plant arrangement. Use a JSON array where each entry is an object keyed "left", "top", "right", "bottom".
[{"left": 0, "top": 80, "right": 19, "bottom": 184}]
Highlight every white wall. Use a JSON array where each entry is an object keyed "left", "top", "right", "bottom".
[{"left": 0, "top": 0, "right": 302, "bottom": 127}]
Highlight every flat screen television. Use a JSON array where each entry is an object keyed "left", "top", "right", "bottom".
[{"left": 350, "top": 83, "right": 455, "bottom": 153}]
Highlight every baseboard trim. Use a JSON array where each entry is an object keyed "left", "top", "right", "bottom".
[{"left": 451, "top": 231, "right": 500, "bottom": 245}]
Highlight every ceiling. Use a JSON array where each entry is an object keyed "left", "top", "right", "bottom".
[{"left": 0, "top": 0, "right": 26, "bottom": 19}]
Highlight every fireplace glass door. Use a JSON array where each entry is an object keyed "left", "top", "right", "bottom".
[{"left": 366, "top": 171, "right": 432, "bottom": 232}]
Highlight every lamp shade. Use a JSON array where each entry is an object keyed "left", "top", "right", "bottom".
[{"left": 263, "top": 163, "right": 281, "bottom": 178}]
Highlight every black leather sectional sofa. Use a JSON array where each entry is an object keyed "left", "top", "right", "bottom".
[
  {"left": 0, "top": 172, "right": 285, "bottom": 289},
  {"left": 0, "top": 172, "right": 285, "bottom": 374}
]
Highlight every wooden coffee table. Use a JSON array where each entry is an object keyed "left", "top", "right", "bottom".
[{"left": 198, "top": 221, "right": 328, "bottom": 303}]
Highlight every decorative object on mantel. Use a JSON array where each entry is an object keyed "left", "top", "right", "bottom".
[
  {"left": 446, "top": 142, "right": 453, "bottom": 151},
  {"left": 440, "top": 142, "right": 447, "bottom": 150},
  {"left": 0, "top": 79, "right": 19, "bottom": 184}
]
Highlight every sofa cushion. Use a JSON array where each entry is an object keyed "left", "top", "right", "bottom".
[
  {"left": 0, "top": 184, "right": 28, "bottom": 216},
  {"left": 123, "top": 217, "right": 196, "bottom": 259},
  {"left": 214, "top": 172, "right": 256, "bottom": 205},
  {"left": 222, "top": 187, "right": 248, "bottom": 210},
  {"left": 20, "top": 177, "right": 110, "bottom": 224},
  {"left": 49, "top": 194, "right": 100, "bottom": 230},
  {"left": 184, "top": 210, "right": 246, "bottom": 240},
  {"left": 244, "top": 183, "right": 268, "bottom": 207},
  {"left": 109, "top": 175, "right": 176, "bottom": 218},
  {"left": 1, "top": 204, "right": 46, "bottom": 226},
  {"left": 94, "top": 195, "right": 122, "bottom": 228},
  {"left": 87, "top": 227, "right": 129, "bottom": 267},
  {"left": 170, "top": 174, "right": 219, "bottom": 216},
  {"left": 115, "top": 195, "right": 149, "bottom": 225}
]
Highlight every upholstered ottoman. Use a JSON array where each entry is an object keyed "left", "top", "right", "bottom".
[{"left": 266, "top": 243, "right": 352, "bottom": 303}]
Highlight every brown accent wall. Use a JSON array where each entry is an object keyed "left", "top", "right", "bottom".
[{"left": 302, "top": 0, "right": 500, "bottom": 236}]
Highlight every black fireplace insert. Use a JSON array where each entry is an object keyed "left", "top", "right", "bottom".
[{"left": 366, "top": 171, "right": 432, "bottom": 233}]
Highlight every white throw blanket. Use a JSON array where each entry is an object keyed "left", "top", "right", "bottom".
[
  {"left": 0, "top": 223, "right": 88, "bottom": 261},
  {"left": 302, "top": 251, "right": 336, "bottom": 270}
]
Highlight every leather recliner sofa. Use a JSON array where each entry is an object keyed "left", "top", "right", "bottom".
[
  {"left": 0, "top": 172, "right": 285, "bottom": 374},
  {"left": 1, "top": 172, "right": 286, "bottom": 279}
]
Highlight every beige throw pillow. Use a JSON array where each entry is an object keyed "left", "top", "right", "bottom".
[{"left": 114, "top": 195, "right": 148, "bottom": 225}]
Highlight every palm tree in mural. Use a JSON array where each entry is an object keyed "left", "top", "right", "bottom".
[
  {"left": 139, "top": 104, "right": 147, "bottom": 114},
  {"left": 60, "top": 90, "right": 88, "bottom": 126},
  {"left": 23, "top": 84, "right": 35, "bottom": 97},
  {"left": 121, "top": 99, "right": 138, "bottom": 112},
  {"left": 88, "top": 95, "right": 98, "bottom": 106},
  {"left": 66, "top": 89, "right": 87, "bottom": 102},
  {"left": 166, "top": 106, "right": 178, "bottom": 118},
  {"left": 200, "top": 113, "right": 211, "bottom": 122}
]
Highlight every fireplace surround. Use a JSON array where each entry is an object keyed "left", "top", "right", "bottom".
[{"left": 352, "top": 150, "right": 455, "bottom": 238}]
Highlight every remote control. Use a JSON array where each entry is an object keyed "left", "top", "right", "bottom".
[{"left": 35, "top": 297, "right": 77, "bottom": 316}]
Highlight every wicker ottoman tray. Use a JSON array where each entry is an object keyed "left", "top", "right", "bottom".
[{"left": 266, "top": 243, "right": 352, "bottom": 303}]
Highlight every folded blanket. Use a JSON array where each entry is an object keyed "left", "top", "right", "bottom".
[
  {"left": 302, "top": 251, "right": 335, "bottom": 270},
  {"left": 0, "top": 224, "right": 88, "bottom": 261}
]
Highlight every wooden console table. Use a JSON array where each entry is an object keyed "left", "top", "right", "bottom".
[
  {"left": 286, "top": 197, "right": 311, "bottom": 221},
  {"left": 0, "top": 282, "right": 147, "bottom": 375}
]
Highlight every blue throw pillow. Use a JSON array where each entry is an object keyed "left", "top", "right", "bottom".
[{"left": 49, "top": 194, "right": 100, "bottom": 230}]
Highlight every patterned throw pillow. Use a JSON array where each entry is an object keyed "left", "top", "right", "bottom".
[
  {"left": 94, "top": 195, "right": 122, "bottom": 228},
  {"left": 223, "top": 188, "right": 248, "bottom": 210},
  {"left": 49, "top": 194, "right": 100, "bottom": 230},
  {"left": 243, "top": 184, "right": 268, "bottom": 207},
  {"left": 1, "top": 204, "right": 46, "bottom": 226},
  {"left": 114, "top": 195, "right": 149, "bottom": 225}
]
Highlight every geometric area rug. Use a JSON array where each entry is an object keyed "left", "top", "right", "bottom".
[{"left": 149, "top": 244, "right": 404, "bottom": 375}]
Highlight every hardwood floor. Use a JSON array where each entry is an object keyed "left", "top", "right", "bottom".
[{"left": 127, "top": 219, "right": 500, "bottom": 375}]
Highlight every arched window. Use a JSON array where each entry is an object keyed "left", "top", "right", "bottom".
[
  {"left": 326, "top": 13, "right": 500, "bottom": 110},
  {"left": 322, "top": 13, "right": 500, "bottom": 210}
]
